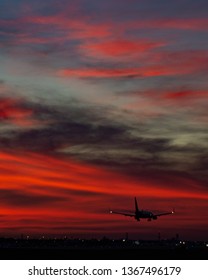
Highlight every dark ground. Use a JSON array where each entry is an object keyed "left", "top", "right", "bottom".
[{"left": 0, "top": 238, "right": 207, "bottom": 260}]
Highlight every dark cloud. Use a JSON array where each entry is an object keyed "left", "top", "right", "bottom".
[
  {"left": 0, "top": 97, "right": 128, "bottom": 150},
  {"left": 0, "top": 189, "right": 67, "bottom": 208},
  {"left": 0, "top": 94, "right": 207, "bottom": 185}
]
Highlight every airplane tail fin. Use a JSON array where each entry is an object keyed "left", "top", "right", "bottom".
[{"left": 135, "top": 197, "right": 139, "bottom": 213}]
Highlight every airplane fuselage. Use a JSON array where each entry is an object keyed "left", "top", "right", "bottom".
[{"left": 135, "top": 210, "right": 157, "bottom": 221}]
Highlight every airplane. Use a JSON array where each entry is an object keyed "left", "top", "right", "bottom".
[{"left": 110, "top": 197, "right": 174, "bottom": 221}]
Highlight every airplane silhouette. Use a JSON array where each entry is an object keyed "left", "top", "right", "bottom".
[{"left": 110, "top": 197, "right": 174, "bottom": 221}]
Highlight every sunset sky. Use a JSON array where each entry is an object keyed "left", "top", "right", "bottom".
[{"left": 0, "top": 0, "right": 207, "bottom": 240}]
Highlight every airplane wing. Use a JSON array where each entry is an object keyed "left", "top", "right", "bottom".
[
  {"left": 155, "top": 210, "right": 174, "bottom": 217},
  {"left": 110, "top": 210, "right": 135, "bottom": 217}
]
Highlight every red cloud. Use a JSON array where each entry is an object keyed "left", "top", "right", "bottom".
[
  {"left": 26, "top": 16, "right": 208, "bottom": 34},
  {"left": 133, "top": 88, "right": 208, "bottom": 101},
  {"left": 24, "top": 15, "right": 112, "bottom": 40},
  {"left": 0, "top": 151, "right": 207, "bottom": 238},
  {"left": 81, "top": 39, "right": 165, "bottom": 57},
  {"left": 58, "top": 49, "right": 208, "bottom": 78},
  {"left": 126, "top": 18, "right": 208, "bottom": 31},
  {"left": 0, "top": 97, "right": 37, "bottom": 127},
  {"left": 2, "top": 12, "right": 208, "bottom": 60},
  {"left": 0, "top": 13, "right": 112, "bottom": 51},
  {"left": 58, "top": 68, "right": 142, "bottom": 78},
  {"left": 152, "top": 18, "right": 208, "bottom": 30},
  {"left": 57, "top": 64, "right": 203, "bottom": 79},
  {"left": 163, "top": 90, "right": 208, "bottom": 100}
]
